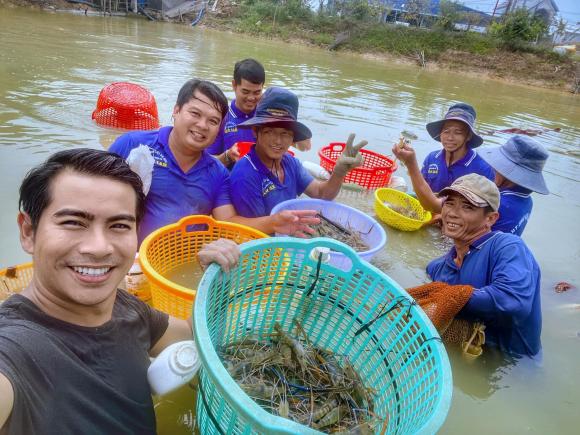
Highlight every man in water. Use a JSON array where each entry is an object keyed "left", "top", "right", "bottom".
[
  {"left": 229, "top": 87, "right": 367, "bottom": 218},
  {"left": 0, "top": 149, "right": 241, "bottom": 433},
  {"left": 427, "top": 174, "right": 542, "bottom": 358},
  {"left": 109, "top": 78, "right": 317, "bottom": 243},
  {"left": 207, "top": 58, "right": 266, "bottom": 167}
]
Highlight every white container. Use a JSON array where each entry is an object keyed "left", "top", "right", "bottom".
[{"left": 147, "top": 340, "right": 200, "bottom": 395}]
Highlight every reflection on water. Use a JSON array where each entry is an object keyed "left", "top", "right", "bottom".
[{"left": 1, "top": 7, "right": 579, "bottom": 435}]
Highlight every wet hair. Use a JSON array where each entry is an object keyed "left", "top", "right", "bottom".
[
  {"left": 19, "top": 148, "right": 146, "bottom": 230},
  {"left": 175, "top": 79, "right": 228, "bottom": 119},
  {"left": 233, "top": 59, "right": 266, "bottom": 85}
]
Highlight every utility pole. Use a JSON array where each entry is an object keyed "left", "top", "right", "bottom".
[{"left": 491, "top": 0, "right": 500, "bottom": 20}]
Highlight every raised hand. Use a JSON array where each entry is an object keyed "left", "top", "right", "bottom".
[{"left": 333, "top": 133, "right": 368, "bottom": 177}]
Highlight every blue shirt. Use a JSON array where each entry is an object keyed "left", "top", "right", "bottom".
[
  {"left": 421, "top": 149, "right": 495, "bottom": 193},
  {"left": 109, "top": 126, "right": 231, "bottom": 243},
  {"left": 427, "top": 231, "right": 542, "bottom": 357},
  {"left": 206, "top": 100, "right": 256, "bottom": 155},
  {"left": 229, "top": 148, "right": 314, "bottom": 218},
  {"left": 493, "top": 186, "right": 533, "bottom": 236}
]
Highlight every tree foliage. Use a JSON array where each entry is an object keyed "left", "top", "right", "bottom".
[{"left": 490, "top": 8, "right": 548, "bottom": 47}]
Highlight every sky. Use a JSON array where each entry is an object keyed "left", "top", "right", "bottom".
[{"left": 461, "top": 0, "right": 580, "bottom": 25}]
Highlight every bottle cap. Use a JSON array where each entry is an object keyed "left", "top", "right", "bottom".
[{"left": 170, "top": 342, "right": 199, "bottom": 374}]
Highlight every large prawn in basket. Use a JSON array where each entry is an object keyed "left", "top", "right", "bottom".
[{"left": 193, "top": 238, "right": 452, "bottom": 434}]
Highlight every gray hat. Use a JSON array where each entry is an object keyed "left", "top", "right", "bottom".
[
  {"left": 439, "top": 174, "right": 500, "bottom": 212},
  {"left": 479, "top": 135, "right": 549, "bottom": 195},
  {"left": 426, "top": 102, "right": 484, "bottom": 148}
]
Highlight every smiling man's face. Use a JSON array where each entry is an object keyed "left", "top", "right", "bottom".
[{"left": 19, "top": 170, "right": 138, "bottom": 309}]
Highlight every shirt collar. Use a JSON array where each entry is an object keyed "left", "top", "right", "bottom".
[
  {"left": 160, "top": 126, "right": 212, "bottom": 173},
  {"left": 246, "top": 148, "right": 288, "bottom": 187},
  {"left": 435, "top": 148, "right": 476, "bottom": 167},
  {"left": 500, "top": 185, "right": 533, "bottom": 196},
  {"left": 445, "top": 231, "right": 500, "bottom": 266},
  {"left": 230, "top": 99, "right": 255, "bottom": 119}
]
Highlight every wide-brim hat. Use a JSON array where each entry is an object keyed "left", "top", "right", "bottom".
[
  {"left": 426, "top": 102, "right": 484, "bottom": 148},
  {"left": 238, "top": 86, "right": 312, "bottom": 142},
  {"left": 479, "top": 135, "right": 549, "bottom": 194}
]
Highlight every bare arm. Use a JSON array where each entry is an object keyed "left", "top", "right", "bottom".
[
  {"left": 392, "top": 143, "right": 443, "bottom": 213},
  {"left": 0, "top": 372, "right": 14, "bottom": 430},
  {"left": 213, "top": 204, "right": 318, "bottom": 237},
  {"left": 303, "top": 172, "right": 344, "bottom": 200},
  {"left": 149, "top": 316, "right": 193, "bottom": 358}
]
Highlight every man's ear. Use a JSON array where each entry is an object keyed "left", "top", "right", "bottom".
[
  {"left": 231, "top": 79, "right": 237, "bottom": 92},
  {"left": 485, "top": 211, "right": 500, "bottom": 228},
  {"left": 17, "top": 212, "right": 35, "bottom": 255}
]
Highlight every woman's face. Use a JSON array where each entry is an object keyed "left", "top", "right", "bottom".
[{"left": 440, "top": 120, "right": 471, "bottom": 154}]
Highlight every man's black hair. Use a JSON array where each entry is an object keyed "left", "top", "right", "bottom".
[
  {"left": 233, "top": 59, "right": 266, "bottom": 85},
  {"left": 175, "top": 79, "right": 228, "bottom": 119},
  {"left": 19, "top": 148, "right": 146, "bottom": 230}
]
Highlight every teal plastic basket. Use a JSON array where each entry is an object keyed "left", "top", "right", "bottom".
[{"left": 193, "top": 238, "right": 452, "bottom": 435}]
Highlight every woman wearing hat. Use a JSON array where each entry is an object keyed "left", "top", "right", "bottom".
[
  {"left": 229, "top": 87, "right": 367, "bottom": 220},
  {"left": 395, "top": 134, "right": 550, "bottom": 237},
  {"left": 392, "top": 102, "right": 494, "bottom": 213},
  {"left": 480, "top": 135, "right": 550, "bottom": 236}
]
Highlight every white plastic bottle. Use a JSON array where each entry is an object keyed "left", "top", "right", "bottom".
[{"left": 147, "top": 340, "right": 201, "bottom": 396}]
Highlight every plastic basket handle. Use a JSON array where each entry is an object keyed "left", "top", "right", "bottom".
[{"left": 176, "top": 215, "right": 218, "bottom": 233}]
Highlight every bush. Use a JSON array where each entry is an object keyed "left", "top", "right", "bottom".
[{"left": 490, "top": 8, "right": 548, "bottom": 48}]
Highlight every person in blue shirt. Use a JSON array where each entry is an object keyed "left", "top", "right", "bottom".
[
  {"left": 229, "top": 87, "right": 367, "bottom": 218},
  {"left": 207, "top": 59, "right": 265, "bottom": 167},
  {"left": 479, "top": 135, "right": 550, "bottom": 236},
  {"left": 109, "top": 79, "right": 318, "bottom": 244},
  {"left": 392, "top": 102, "right": 494, "bottom": 211},
  {"left": 392, "top": 134, "right": 549, "bottom": 237},
  {"left": 426, "top": 174, "right": 542, "bottom": 358}
]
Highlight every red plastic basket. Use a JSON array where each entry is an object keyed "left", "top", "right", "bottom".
[
  {"left": 92, "top": 82, "right": 160, "bottom": 130},
  {"left": 318, "top": 142, "right": 398, "bottom": 189}
]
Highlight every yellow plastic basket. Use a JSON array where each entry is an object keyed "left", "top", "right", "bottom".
[
  {"left": 139, "top": 215, "right": 268, "bottom": 319},
  {"left": 374, "top": 188, "right": 432, "bottom": 231},
  {"left": 1, "top": 262, "right": 33, "bottom": 302}
]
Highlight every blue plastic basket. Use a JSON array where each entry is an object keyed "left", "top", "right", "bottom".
[
  {"left": 270, "top": 198, "right": 387, "bottom": 270},
  {"left": 194, "top": 238, "right": 452, "bottom": 435}
]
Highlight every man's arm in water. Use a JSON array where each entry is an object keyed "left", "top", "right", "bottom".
[{"left": 0, "top": 372, "right": 14, "bottom": 430}]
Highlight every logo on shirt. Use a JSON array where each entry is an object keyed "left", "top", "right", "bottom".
[
  {"left": 427, "top": 163, "right": 439, "bottom": 175},
  {"left": 262, "top": 178, "right": 276, "bottom": 196},
  {"left": 224, "top": 121, "right": 238, "bottom": 134},
  {"left": 147, "top": 146, "right": 168, "bottom": 168}
]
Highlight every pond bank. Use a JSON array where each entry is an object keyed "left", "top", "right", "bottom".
[{"left": 2, "top": 0, "right": 578, "bottom": 94}]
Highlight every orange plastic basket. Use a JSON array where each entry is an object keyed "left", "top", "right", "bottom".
[
  {"left": 318, "top": 142, "right": 398, "bottom": 189},
  {"left": 138, "top": 215, "right": 268, "bottom": 319},
  {"left": 92, "top": 82, "right": 160, "bottom": 130},
  {"left": 1, "top": 262, "right": 33, "bottom": 302}
]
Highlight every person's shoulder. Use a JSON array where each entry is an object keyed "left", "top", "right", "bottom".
[
  {"left": 423, "top": 149, "right": 442, "bottom": 162},
  {"left": 109, "top": 129, "right": 161, "bottom": 156},
  {"left": 487, "top": 231, "right": 529, "bottom": 251},
  {"left": 230, "top": 156, "right": 258, "bottom": 178}
]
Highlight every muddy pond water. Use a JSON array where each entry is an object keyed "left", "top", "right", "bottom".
[{"left": 0, "top": 7, "right": 579, "bottom": 434}]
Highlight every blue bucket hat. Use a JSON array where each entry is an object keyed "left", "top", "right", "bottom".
[
  {"left": 479, "top": 135, "right": 549, "bottom": 194},
  {"left": 238, "top": 87, "right": 312, "bottom": 142},
  {"left": 426, "top": 102, "right": 484, "bottom": 148}
]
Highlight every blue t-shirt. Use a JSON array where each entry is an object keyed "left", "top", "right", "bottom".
[
  {"left": 229, "top": 148, "right": 314, "bottom": 218},
  {"left": 109, "top": 126, "right": 231, "bottom": 243},
  {"left": 421, "top": 149, "right": 495, "bottom": 193},
  {"left": 427, "top": 231, "right": 542, "bottom": 357},
  {"left": 206, "top": 99, "right": 256, "bottom": 155},
  {"left": 493, "top": 186, "right": 533, "bottom": 236}
]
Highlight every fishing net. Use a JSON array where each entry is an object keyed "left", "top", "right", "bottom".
[{"left": 406, "top": 282, "right": 486, "bottom": 357}]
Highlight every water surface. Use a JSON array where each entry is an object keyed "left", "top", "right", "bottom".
[{"left": 0, "top": 7, "right": 579, "bottom": 434}]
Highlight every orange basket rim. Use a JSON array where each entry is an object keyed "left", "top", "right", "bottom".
[
  {"left": 138, "top": 215, "right": 268, "bottom": 298},
  {"left": 318, "top": 142, "right": 398, "bottom": 173},
  {"left": 374, "top": 188, "right": 432, "bottom": 224},
  {"left": 0, "top": 262, "right": 34, "bottom": 277}
]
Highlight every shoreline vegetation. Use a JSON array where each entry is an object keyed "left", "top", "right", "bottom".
[{"left": 3, "top": 0, "right": 579, "bottom": 93}]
